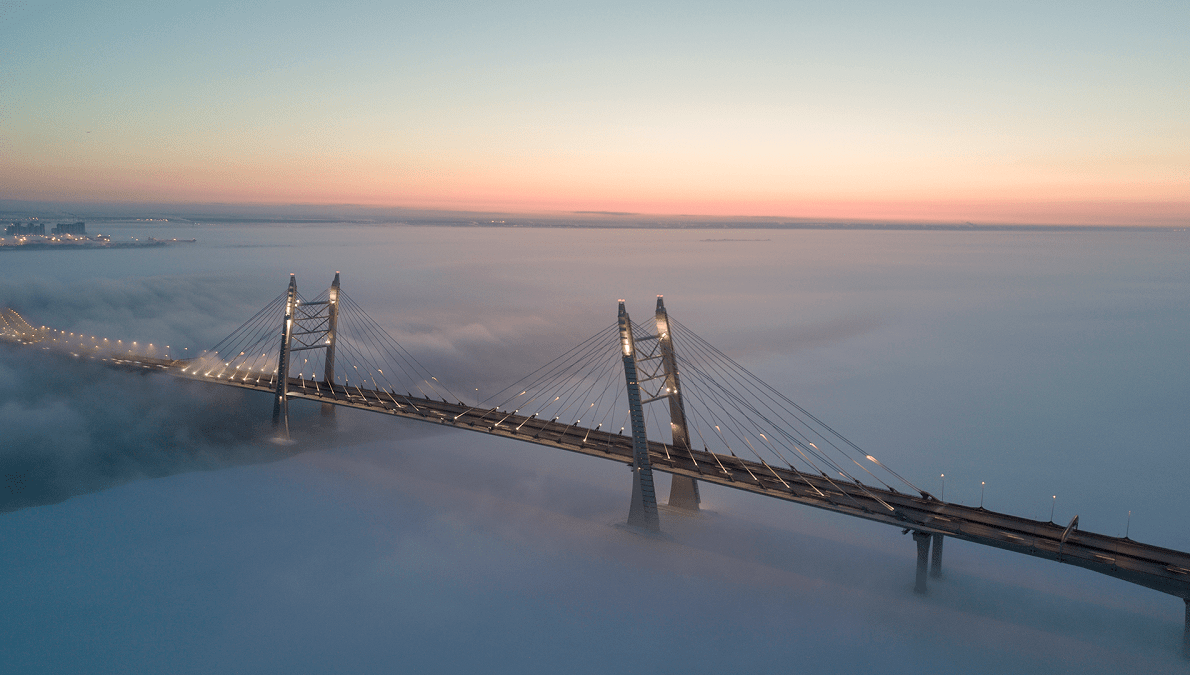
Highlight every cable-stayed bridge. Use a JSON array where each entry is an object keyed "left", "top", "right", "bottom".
[{"left": 5, "top": 273, "right": 1190, "bottom": 654}]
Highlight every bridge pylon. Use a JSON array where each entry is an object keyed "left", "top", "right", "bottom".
[
  {"left": 619, "top": 301, "right": 660, "bottom": 532},
  {"left": 655, "top": 296, "right": 700, "bottom": 511},
  {"left": 930, "top": 533, "right": 944, "bottom": 579},
  {"left": 271, "top": 274, "right": 299, "bottom": 438},
  {"left": 321, "top": 272, "right": 341, "bottom": 422},
  {"left": 912, "top": 530, "right": 932, "bottom": 594},
  {"left": 271, "top": 272, "right": 346, "bottom": 438}
]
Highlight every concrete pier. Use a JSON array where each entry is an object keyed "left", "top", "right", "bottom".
[
  {"left": 930, "top": 534, "right": 944, "bottom": 579},
  {"left": 913, "top": 531, "right": 932, "bottom": 594}
]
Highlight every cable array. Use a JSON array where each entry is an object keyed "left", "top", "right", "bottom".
[
  {"left": 332, "top": 292, "right": 457, "bottom": 401},
  {"left": 181, "top": 291, "right": 289, "bottom": 382},
  {"left": 668, "top": 317, "right": 924, "bottom": 498},
  {"left": 461, "top": 323, "right": 631, "bottom": 435},
  {"left": 11, "top": 281, "right": 923, "bottom": 502},
  {"left": 462, "top": 306, "right": 922, "bottom": 504},
  {"left": 179, "top": 289, "right": 458, "bottom": 401}
]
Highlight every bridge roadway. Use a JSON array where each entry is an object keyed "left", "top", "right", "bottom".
[{"left": 92, "top": 352, "right": 1190, "bottom": 603}]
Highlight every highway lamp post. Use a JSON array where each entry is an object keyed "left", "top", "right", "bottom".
[
  {"left": 940, "top": 474, "right": 945, "bottom": 501},
  {"left": 1050, "top": 495, "right": 1057, "bottom": 522},
  {"left": 980, "top": 481, "right": 985, "bottom": 509}
]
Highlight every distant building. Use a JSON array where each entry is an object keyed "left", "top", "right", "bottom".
[
  {"left": 52, "top": 222, "right": 86, "bottom": 236},
  {"left": 5, "top": 222, "right": 45, "bottom": 236}
]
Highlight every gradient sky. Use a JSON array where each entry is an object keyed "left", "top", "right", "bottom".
[{"left": 1, "top": 1, "right": 1187, "bottom": 224}]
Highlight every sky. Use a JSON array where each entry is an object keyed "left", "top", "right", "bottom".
[{"left": 1, "top": 1, "right": 1187, "bottom": 224}]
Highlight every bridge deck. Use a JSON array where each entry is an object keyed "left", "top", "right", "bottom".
[
  {"left": 160, "top": 359, "right": 1190, "bottom": 600},
  {"left": 16, "top": 343, "right": 1190, "bottom": 601}
]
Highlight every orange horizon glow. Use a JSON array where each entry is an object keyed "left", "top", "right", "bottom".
[
  {"left": 5, "top": 194, "right": 1186, "bottom": 227},
  {"left": 3, "top": 159, "right": 1186, "bottom": 226}
]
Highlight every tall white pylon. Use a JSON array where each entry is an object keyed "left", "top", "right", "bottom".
[
  {"left": 321, "top": 272, "right": 341, "bottom": 421},
  {"left": 655, "top": 295, "right": 700, "bottom": 511},
  {"left": 619, "top": 300, "right": 660, "bottom": 532},
  {"left": 271, "top": 274, "right": 299, "bottom": 438}
]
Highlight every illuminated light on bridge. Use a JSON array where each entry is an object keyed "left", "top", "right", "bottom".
[{"left": 4, "top": 280, "right": 1190, "bottom": 656}]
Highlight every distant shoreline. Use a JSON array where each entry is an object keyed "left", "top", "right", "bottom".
[
  {"left": 0, "top": 240, "right": 196, "bottom": 251},
  {"left": 379, "top": 221, "right": 1188, "bottom": 232},
  {"left": 71, "top": 219, "right": 1179, "bottom": 232},
  {"left": 1, "top": 213, "right": 1184, "bottom": 233},
  {"left": 3, "top": 198, "right": 1186, "bottom": 230}
]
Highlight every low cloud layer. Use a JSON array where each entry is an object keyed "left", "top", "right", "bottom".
[
  {"left": 3, "top": 223, "right": 1189, "bottom": 672},
  {"left": 2, "top": 434, "right": 1185, "bottom": 674},
  {"left": 0, "top": 349, "right": 273, "bottom": 510}
]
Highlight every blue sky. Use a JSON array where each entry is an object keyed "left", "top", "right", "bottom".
[{"left": 2, "top": 1, "right": 1187, "bottom": 223}]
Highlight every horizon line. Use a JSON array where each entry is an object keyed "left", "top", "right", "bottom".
[{"left": 1, "top": 198, "right": 1187, "bottom": 230}]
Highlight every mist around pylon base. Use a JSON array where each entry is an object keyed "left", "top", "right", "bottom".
[{"left": 612, "top": 520, "right": 672, "bottom": 540}]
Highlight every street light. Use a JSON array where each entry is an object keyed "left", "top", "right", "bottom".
[{"left": 980, "top": 481, "right": 985, "bottom": 509}]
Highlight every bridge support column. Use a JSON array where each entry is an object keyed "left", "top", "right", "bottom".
[
  {"left": 620, "top": 301, "right": 659, "bottom": 532},
  {"left": 930, "top": 533, "right": 944, "bottom": 579},
  {"left": 669, "top": 475, "right": 700, "bottom": 510},
  {"left": 913, "top": 531, "right": 931, "bottom": 594},
  {"left": 271, "top": 274, "right": 298, "bottom": 439},
  {"left": 655, "top": 296, "right": 700, "bottom": 512},
  {"left": 321, "top": 272, "right": 340, "bottom": 423}
]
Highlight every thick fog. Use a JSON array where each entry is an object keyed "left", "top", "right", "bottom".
[{"left": 2, "top": 223, "right": 1188, "bottom": 672}]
